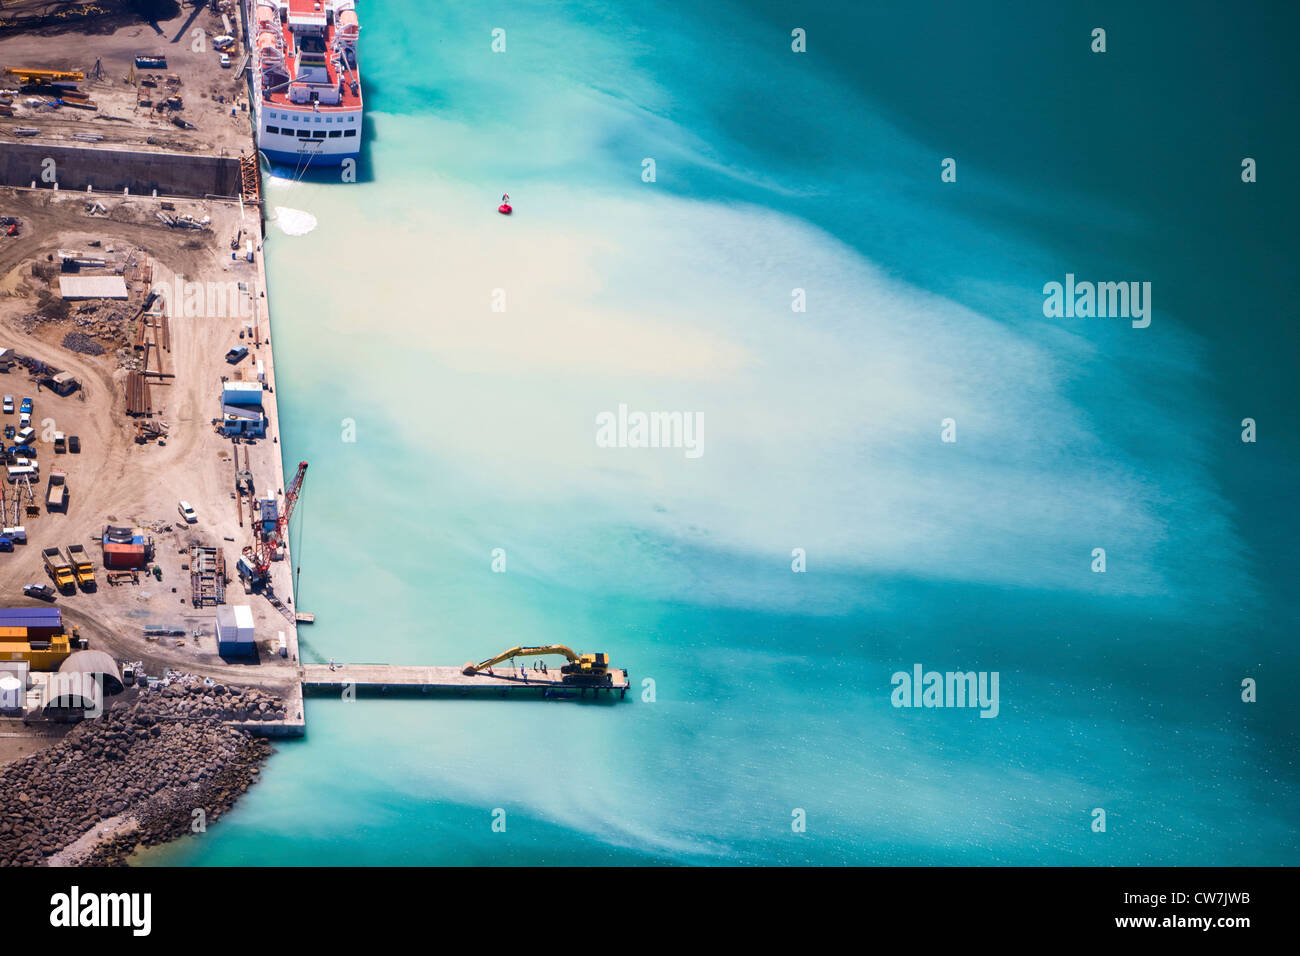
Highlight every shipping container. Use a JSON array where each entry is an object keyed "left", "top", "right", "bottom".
[
  {"left": 222, "top": 381, "right": 263, "bottom": 406},
  {"left": 0, "top": 608, "right": 60, "bottom": 631},
  {"left": 216, "top": 604, "right": 256, "bottom": 655},
  {"left": 102, "top": 541, "right": 148, "bottom": 569}
]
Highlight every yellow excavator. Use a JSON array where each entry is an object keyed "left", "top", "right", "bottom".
[{"left": 462, "top": 645, "right": 613, "bottom": 687}]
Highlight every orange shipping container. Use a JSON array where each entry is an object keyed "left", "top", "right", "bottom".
[{"left": 102, "top": 542, "right": 148, "bottom": 569}]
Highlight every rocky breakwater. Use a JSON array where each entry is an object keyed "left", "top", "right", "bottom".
[{"left": 0, "top": 678, "right": 286, "bottom": 866}]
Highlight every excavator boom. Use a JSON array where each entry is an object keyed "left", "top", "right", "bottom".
[{"left": 463, "top": 644, "right": 579, "bottom": 675}]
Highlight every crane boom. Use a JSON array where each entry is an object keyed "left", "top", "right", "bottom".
[
  {"left": 4, "top": 68, "right": 85, "bottom": 83},
  {"left": 241, "top": 460, "right": 308, "bottom": 584}
]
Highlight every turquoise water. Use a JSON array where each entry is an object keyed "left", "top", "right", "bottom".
[{"left": 145, "top": 0, "right": 1298, "bottom": 865}]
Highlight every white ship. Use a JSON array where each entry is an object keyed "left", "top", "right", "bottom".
[{"left": 246, "top": 0, "right": 362, "bottom": 166}]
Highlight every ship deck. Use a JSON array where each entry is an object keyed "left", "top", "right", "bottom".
[{"left": 255, "top": 0, "right": 362, "bottom": 112}]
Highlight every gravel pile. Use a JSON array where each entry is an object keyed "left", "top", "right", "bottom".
[
  {"left": 0, "top": 683, "right": 279, "bottom": 866},
  {"left": 60, "top": 332, "right": 107, "bottom": 355}
]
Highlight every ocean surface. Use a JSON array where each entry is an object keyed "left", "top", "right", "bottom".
[{"left": 144, "top": 0, "right": 1298, "bottom": 865}]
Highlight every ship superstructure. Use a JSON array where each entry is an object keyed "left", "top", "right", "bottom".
[{"left": 247, "top": 0, "right": 363, "bottom": 166}]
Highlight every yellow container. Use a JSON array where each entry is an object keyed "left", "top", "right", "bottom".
[{"left": 0, "top": 633, "right": 72, "bottom": 671}]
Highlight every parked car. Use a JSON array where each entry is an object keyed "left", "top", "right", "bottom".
[
  {"left": 225, "top": 346, "right": 249, "bottom": 364},
  {"left": 68, "top": 435, "right": 81, "bottom": 454},
  {"left": 18, "top": 412, "right": 29, "bottom": 429},
  {"left": 177, "top": 500, "right": 198, "bottom": 524},
  {"left": 3, "top": 425, "right": 13, "bottom": 440},
  {"left": 19, "top": 397, "right": 32, "bottom": 414},
  {"left": 0, "top": 536, "right": 11, "bottom": 552},
  {"left": 219, "top": 53, "right": 231, "bottom": 68},
  {"left": 23, "top": 583, "right": 56, "bottom": 601},
  {"left": 1, "top": 395, "right": 12, "bottom": 414}
]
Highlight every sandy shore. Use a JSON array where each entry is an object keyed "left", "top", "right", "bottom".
[{"left": 45, "top": 813, "right": 138, "bottom": 866}]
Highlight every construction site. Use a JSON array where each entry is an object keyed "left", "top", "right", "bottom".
[
  {"left": 0, "top": 2, "right": 310, "bottom": 762},
  {"left": 0, "top": 1, "right": 253, "bottom": 169},
  {"left": 0, "top": 172, "right": 307, "bottom": 735},
  {"left": 0, "top": 0, "right": 630, "bottom": 775}
]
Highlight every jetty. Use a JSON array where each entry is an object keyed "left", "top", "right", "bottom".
[{"left": 301, "top": 664, "right": 631, "bottom": 699}]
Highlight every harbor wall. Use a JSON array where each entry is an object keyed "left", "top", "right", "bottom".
[{"left": 0, "top": 143, "right": 241, "bottom": 198}]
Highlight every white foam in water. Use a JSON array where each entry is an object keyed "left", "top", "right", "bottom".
[{"left": 273, "top": 207, "right": 317, "bottom": 236}]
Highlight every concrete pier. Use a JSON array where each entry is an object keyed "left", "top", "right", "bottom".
[{"left": 301, "top": 664, "right": 631, "bottom": 699}]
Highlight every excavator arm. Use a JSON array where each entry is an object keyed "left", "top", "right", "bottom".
[{"left": 462, "top": 645, "right": 580, "bottom": 676}]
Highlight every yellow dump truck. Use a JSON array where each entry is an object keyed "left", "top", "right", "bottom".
[
  {"left": 66, "top": 544, "right": 95, "bottom": 591},
  {"left": 45, "top": 470, "right": 66, "bottom": 512},
  {"left": 42, "top": 546, "right": 76, "bottom": 593}
]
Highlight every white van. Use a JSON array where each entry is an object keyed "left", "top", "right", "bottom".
[
  {"left": 15, "top": 426, "right": 34, "bottom": 444},
  {"left": 6, "top": 465, "right": 36, "bottom": 483},
  {"left": 18, "top": 412, "right": 30, "bottom": 428},
  {"left": 2, "top": 526, "right": 26, "bottom": 543}
]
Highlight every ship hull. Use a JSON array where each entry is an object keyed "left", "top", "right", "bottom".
[
  {"left": 255, "top": 114, "right": 361, "bottom": 166},
  {"left": 259, "top": 146, "right": 356, "bottom": 167}
]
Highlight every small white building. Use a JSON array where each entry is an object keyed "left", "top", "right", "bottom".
[
  {"left": 58, "top": 275, "right": 128, "bottom": 300},
  {"left": 0, "top": 663, "right": 26, "bottom": 716},
  {"left": 216, "top": 604, "right": 256, "bottom": 655}
]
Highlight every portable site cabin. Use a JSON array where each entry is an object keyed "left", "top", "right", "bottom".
[
  {"left": 220, "top": 405, "right": 267, "bottom": 438},
  {"left": 49, "top": 372, "right": 80, "bottom": 396},
  {"left": 216, "top": 604, "right": 256, "bottom": 656},
  {"left": 219, "top": 381, "right": 267, "bottom": 438}
]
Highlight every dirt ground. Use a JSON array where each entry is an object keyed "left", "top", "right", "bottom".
[
  {"left": 0, "top": 185, "right": 300, "bottom": 697},
  {"left": 0, "top": 2, "right": 252, "bottom": 157}
]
